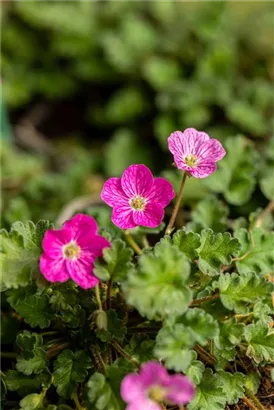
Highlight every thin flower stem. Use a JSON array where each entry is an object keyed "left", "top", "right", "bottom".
[
  {"left": 231, "top": 250, "right": 251, "bottom": 262},
  {"left": 190, "top": 294, "right": 219, "bottom": 306},
  {"left": 72, "top": 392, "right": 86, "bottom": 410},
  {"left": 1, "top": 351, "right": 17, "bottom": 359},
  {"left": 194, "top": 345, "right": 216, "bottom": 365},
  {"left": 142, "top": 235, "right": 150, "bottom": 249},
  {"left": 246, "top": 390, "right": 266, "bottom": 410},
  {"left": 165, "top": 172, "right": 188, "bottom": 235},
  {"left": 255, "top": 200, "right": 274, "bottom": 228},
  {"left": 124, "top": 232, "right": 142, "bottom": 255},
  {"left": 112, "top": 340, "right": 140, "bottom": 367},
  {"left": 106, "top": 279, "right": 113, "bottom": 310},
  {"left": 90, "top": 345, "right": 106, "bottom": 374},
  {"left": 46, "top": 342, "right": 70, "bottom": 359},
  {"left": 242, "top": 396, "right": 261, "bottom": 410},
  {"left": 95, "top": 284, "right": 103, "bottom": 311}
]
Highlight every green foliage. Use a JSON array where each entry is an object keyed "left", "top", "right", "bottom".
[
  {"left": 172, "top": 229, "right": 201, "bottom": 259},
  {"left": 235, "top": 228, "right": 274, "bottom": 276},
  {"left": 123, "top": 242, "right": 192, "bottom": 320},
  {"left": 214, "top": 272, "right": 273, "bottom": 313},
  {"left": 4, "top": 370, "right": 45, "bottom": 396},
  {"left": 53, "top": 350, "right": 91, "bottom": 398},
  {"left": 16, "top": 331, "right": 48, "bottom": 376},
  {"left": 197, "top": 229, "right": 241, "bottom": 275},
  {"left": 0, "top": 220, "right": 52, "bottom": 289},
  {"left": 94, "top": 239, "right": 133, "bottom": 282},
  {"left": 244, "top": 321, "right": 274, "bottom": 364},
  {"left": 217, "top": 371, "right": 245, "bottom": 405}
]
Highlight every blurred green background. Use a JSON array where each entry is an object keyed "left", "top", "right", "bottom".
[{"left": 1, "top": 1, "right": 274, "bottom": 228}]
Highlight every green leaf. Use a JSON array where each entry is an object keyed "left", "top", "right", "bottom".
[
  {"left": 19, "top": 393, "right": 44, "bottom": 410},
  {"left": 187, "top": 196, "right": 229, "bottom": 232},
  {"left": 172, "top": 229, "right": 201, "bottom": 259},
  {"left": 215, "top": 272, "right": 273, "bottom": 313},
  {"left": 53, "top": 350, "right": 91, "bottom": 398},
  {"left": 175, "top": 308, "right": 219, "bottom": 346},
  {"left": 245, "top": 372, "right": 261, "bottom": 395},
  {"left": 186, "top": 357, "right": 205, "bottom": 384},
  {"left": 214, "top": 318, "right": 244, "bottom": 351},
  {"left": 123, "top": 242, "right": 192, "bottom": 320},
  {"left": 0, "top": 220, "right": 52, "bottom": 289},
  {"left": 96, "top": 310, "right": 126, "bottom": 342},
  {"left": 197, "top": 229, "right": 241, "bottom": 275},
  {"left": 7, "top": 285, "right": 53, "bottom": 328},
  {"left": 217, "top": 371, "right": 245, "bottom": 404},
  {"left": 0, "top": 315, "right": 20, "bottom": 344},
  {"left": 244, "top": 321, "right": 274, "bottom": 364},
  {"left": 154, "top": 325, "right": 194, "bottom": 372},
  {"left": 57, "top": 304, "right": 86, "bottom": 329},
  {"left": 16, "top": 331, "right": 48, "bottom": 376},
  {"left": 260, "top": 169, "right": 274, "bottom": 200},
  {"left": 204, "top": 136, "right": 258, "bottom": 205},
  {"left": 188, "top": 368, "right": 226, "bottom": 410},
  {"left": 124, "top": 335, "right": 155, "bottom": 363},
  {"left": 86, "top": 359, "right": 134, "bottom": 410},
  {"left": 235, "top": 228, "right": 274, "bottom": 276},
  {"left": 94, "top": 239, "right": 134, "bottom": 282},
  {"left": 4, "top": 370, "right": 44, "bottom": 396}
]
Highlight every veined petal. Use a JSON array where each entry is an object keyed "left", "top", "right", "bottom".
[
  {"left": 168, "top": 129, "right": 210, "bottom": 159},
  {"left": 112, "top": 206, "right": 137, "bottom": 229},
  {"left": 121, "top": 164, "right": 154, "bottom": 198},
  {"left": 42, "top": 229, "right": 69, "bottom": 258},
  {"left": 63, "top": 214, "right": 98, "bottom": 238},
  {"left": 139, "top": 361, "right": 169, "bottom": 386},
  {"left": 189, "top": 161, "right": 217, "bottom": 178},
  {"left": 101, "top": 177, "right": 128, "bottom": 207},
  {"left": 133, "top": 203, "right": 164, "bottom": 228},
  {"left": 165, "top": 375, "right": 195, "bottom": 405},
  {"left": 66, "top": 258, "right": 99, "bottom": 289},
  {"left": 148, "top": 177, "right": 175, "bottom": 207},
  {"left": 77, "top": 234, "right": 110, "bottom": 257},
  {"left": 196, "top": 138, "right": 226, "bottom": 162},
  {"left": 121, "top": 374, "right": 144, "bottom": 402},
  {"left": 40, "top": 254, "right": 69, "bottom": 283}
]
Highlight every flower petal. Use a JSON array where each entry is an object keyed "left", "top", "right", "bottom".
[
  {"left": 101, "top": 177, "right": 129, "bottom": 207},
  {"left": 139, "top": 361, "right": 169, "bottom": 387},
  {"left": 77, "top": 234, "right": 110, "bottom": 258},
  {"left": 112, "top": 206, "right": 137, "bottom": 229},
  {"left": 42, "top": 229, "right": 70, "bottom": 259},
  {"left": 165, "top": 375, "right": 195, "bottom": 405},
  {"left": 121, "top": 164, "right": 154, "bottom": 198},
  {"left": 66, "top": 257, "right": 99, "bottom": 289},
  {"left": 147, "top": 177, "right": 175, "bottom": 207},
  {"left": 126, "top": 399, "right": 161, "bottom": 410},
  {"left": 196, "top": 138, "right": 226, "bottom": 162},
  {"left": 121, "top": 374, "right": 144, "bottom": 402},
  {"left": 40, "top": 254, "right": 69, "bottom": 283},
  {"left": 168, "top": 129, "right": 210, "bottom": 158},
  {"left": 189, "top": 160, "right": 217, "bottom": 178},
  {"left": 132, "top": 203, "right": 164, "bottom": 228},
  {"left": 63, "top": 214, "right": 98, "bottom": 238}
]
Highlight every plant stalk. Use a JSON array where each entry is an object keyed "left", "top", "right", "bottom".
[
  {"left": 165, "top": 171, "right": 188, "bottom": 235},
  {"left": 112, "top": 340, "right": 139, "bottom": 367},
  {"left": 124, "top": 231, "right": 142, "bottom": 255},
  {"left": 72, "top": 392, "right": 86, "bottom": 410},
  {"left": 246, "top": 390, "right": 266, "bottom": 410},
  {"left": 95, "top": 284, "right": 103, "bottom": 311}
]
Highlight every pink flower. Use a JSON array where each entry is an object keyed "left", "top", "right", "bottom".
[
  {"left": 40, "top": 214, "right": 110, "bottom": 289},
  {"left": 121, "top": 361, "right": 195, "bottom": 410},
  {"left": 168, "top": 128, "right": 226, "bottom": 178},
  {"left": 101, "top": 164, "right": 175, "bottom": 230}
]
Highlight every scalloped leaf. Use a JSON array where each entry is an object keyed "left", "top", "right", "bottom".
[{"left": 245, "top": 321, "right": 274, "bottom": 364}]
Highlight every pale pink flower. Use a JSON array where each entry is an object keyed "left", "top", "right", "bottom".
[
  {"left": 101, "top": 165, "right": 175, "bottom": 230},
  {"left": 40, "top": 214, "right": 110, "bottom": 289},
  {"left": 168, "top": 128, "right": 226, "bottom": 178},
  {"left": 121, "top": 361, "right": 195, "bottom": 410}
]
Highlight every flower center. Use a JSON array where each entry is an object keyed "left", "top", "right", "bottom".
[
  {"left": 184, "top": 153, "right": 198, "bottom": 167},
  {"left": 148, "top": 385, "right": 166, "bottom": 402},
  {"left": 63, "top": 241, "right": 81, "bottom": 260},
  {"left": 130, "top": 196, "right": 146, "bottom": 211}
]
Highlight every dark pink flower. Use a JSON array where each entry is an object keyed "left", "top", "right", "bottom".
[
  {"left": 121, "top": 361, "right": 195, "bottom": 410},
  {"left": 101, "top": 164, "right": 175, "bottom": 230},
  {"left": 40, "top": 214, "right": 110, "bottom": 289},
  {"left": 168, "top": 128, "right": 226, "bottom": 178}
]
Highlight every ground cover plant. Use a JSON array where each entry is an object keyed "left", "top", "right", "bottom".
[{"left": 1, "top": 128, "right": 274, "bottom": 410}]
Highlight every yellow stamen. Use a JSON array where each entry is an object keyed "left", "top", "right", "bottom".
[
  {"left": 184, "top": 153, "right": 198, "bottom": 167},
  {"left": 63, "top": 242, "right": 81, "bottom": 260},
  {"left": 148, "top": 385, "right": 166, "bottom": 402},
  {"left": 130, "top": 196, "right": 146, "bottom": 211}
]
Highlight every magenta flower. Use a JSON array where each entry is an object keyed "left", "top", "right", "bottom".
[
  {"left": 40, "top": 214, "right": 110, "bottom": 289},
  {"left": 121, "top": 361, "right": 195, "bottom": 410},
  {"left": 101, "top": 164, "right": 175, "bottom": 230},
  {"left": 168, "top": 128, "right": 226, "bottom": 178}
]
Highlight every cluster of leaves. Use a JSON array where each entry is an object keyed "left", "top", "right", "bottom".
[{"left": 1, "top": 196, "right": 274, "bottom": 409}]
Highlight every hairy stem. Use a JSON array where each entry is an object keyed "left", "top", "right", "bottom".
[
  {"left": 1, "top": 352, "right": 17, "bottom": 359},
  {"left": 95, "top": 284, "right": 103, "bottom": 311},
  {"left": 246, "top": 390, "right": 266, "bottom": 410},
  {"left": 165, "top": 171, "right": 188, "bottom": 235},
  {"left": 106, "top": 279, "right": 113, "bottom": 310},
  {"left": 46, "top": 342, "right": 70, "bottom": 359},
  {"left": 242, "top": 396, "right": 261, "bottom": 410},
  {"left": 72, "top": 392, "right": 86, "bottom": 410},
  {"left": 112, "top": 340, "right": 139, "bottom": 367},
  {"left": 124, "top": 232, "right": 142, "bottom": 255},
  {"left": 190, "top": 294, "right": 220, "bottom": 306},
  {"left": 194, "top": 345, "right": 216, "bottom": 365},
  {"left": 90, "top": 345, "right": 106, "bottom": 374}
]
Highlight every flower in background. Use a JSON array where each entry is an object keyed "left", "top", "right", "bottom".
[
  {"left": 121, "top": 361, "right": 195, "bottom": 410},
  {"left": 168, "top": 128, "right": 226, "bottom": 178},
  {"left": 40, "top": 214, "right": 110, "bottom": 289},
  {"left": 101, "top": 164, "right": 175, "bottom": 230}
]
